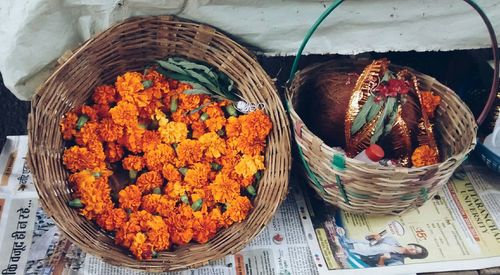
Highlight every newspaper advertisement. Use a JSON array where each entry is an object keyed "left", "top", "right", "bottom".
[{"left": 301, "top": 164, "right": 500, "bottom": 275}]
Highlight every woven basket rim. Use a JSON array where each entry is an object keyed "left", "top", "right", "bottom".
[
  {"left": 28, "top": 15, "right": 291, "bottom": 271},
  {"left": 286, "top": 58, "right": 477, "bottom": 171}
]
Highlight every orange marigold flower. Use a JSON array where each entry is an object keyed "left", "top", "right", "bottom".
[
  {"left": 224, "top": 196, "right": 252, "bottom": 223},
  {"left": 129, "top": 232, "right": 154, "bottom": 260},
  {"left": 204, "top": 104, "right": 224, "bottom": 118},
  {"left": 63, "top": 146, "right": 105, "bottom": 172},
  {"left": 162, "top": 163, "right": 182, "bottom": 182},
  {"left": 79, "top": 105, "right": 99, "bottom": 122},
  {"left": 156, "top": 195, "right": 176, "bottom": 217},
  {"left": 105, "top": 142, "right": 125, "bottom": 163},
  {"left": 199, "top": 132, "right": 226, "bottom": 159},
  {"left": 141, "top": 194, "right": 162, "bottom": 214},
  {"left": 136, "top": 171, "right": 164, "bottom": 193},
  {"left": 179, "top": 93, "right": 201, "bottom": 111},
  {"left": 225, "top": 116, "right": 241, "bottom": 138},
  {"left": 96, "top": 208, "right": 128, "bottom": 231},
  {"left": 191, "top": 120, "right": 207, "bottom": 139},
  {"left": 164, "top": 181, "right": 191, "bottom": 200},
  {"left": 146, "top": 215, "right": 170, "bottom": 251},
  {"left": 421, "top": 91, "right": 441, "bottom": 119},
  {"left": 60, "top": 112, "right": 78, "bottom": 140},
  {"left": 144, "top": 69, "right": 166, "bottom": 83},
  {"left": 184, "top": 163, "right": 211, "bottom": 188},
  {"left": 119, "top": 185, "right": 142, "bottom": 211},
  {"left": 123, "top": 155, "right": 145, "bottom": 171},
  {"left": 169, "top": 205, "right": 194, "bottom": 245},
  {"left": 119, "top": 125, "right": 145, "bottom": 154},
  {"left": 158, "top": 121, "right": 188, "bottom": 144},
  {"left": 98, "top": 118, "right": 123, "bottom": 142},
  {"left": 209, "top": 173, "right": 240, "bottom": 203},
  {"left": 193, "top": 216, "right": 218, "bottom": 244},
  {"left": 176, "top": 139, "right": 203, "bottom": 166},
  {"left": 411, "top": 145, "right": 439, "bottom": 167},
  {"left": 220, "top": 149, "right": 241, "bottom": 171},
  {"left": 141, "top": 130, "right": 162, "bottom": 152},
  {"left": 205, "top": 117, "right": 226, "bottom": 132},
  {"left": 87, "top": 140, "right": 106, "bottom": 161},
  {"left": 139, "top": 99, "right": 163, "bottom": 119},
  {"left": 145, "top": 144, "right": 175, "bottom": 171},
  {"left": 70, "top": 171, "right": 114, "bottom": 220},
  {"left": 92, "top": 85, "right": 117, "bottom": 105},
  {"left": 240, "top": 110, "right": 272, "bottom": 140},
  {"left": 75, "top": 121, "right": 100, "bottom": 146},
  {"left": 234, "top": 155, "right": 264, "bottom": 178},
  {"left": 109, "top": 101, "right": 139, "bottom": 127},
  {"left": 93, "top": 104, "right": 111, "bottom": 119},
  {"left": 115, "top": 72, "right": 144, "bottom": 99}
]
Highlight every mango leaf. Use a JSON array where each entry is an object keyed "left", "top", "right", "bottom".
[
  {"left": 383, "top": 100, "right": 400, "bottom": 136},
  {"left": 351, "top": 95, "right": 379, "bottom": 135},
  {"left": 371, "top": 97, "right": 397, "bottom": 144},
  {"left": 156, "top": 67, "right": 197, "bottom": 82},
  {"left": 183, "top": 89, "right": 212, "bottom": 95},
  {"left": 170, "top": 58, "right": 219, "bottom": 81},
  {"left": 185, "top": 69, "right": 220, "bottom": 93},
  {"left": 157, "top": 60, "right": 188, "bottom": 75}
]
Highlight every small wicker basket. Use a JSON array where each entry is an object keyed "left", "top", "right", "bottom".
[
  {"left": 28, "top": 16, "right": 291, "bottom": 271},
  {"left": 286, "top": 0, "right": 499, "bottom": 215}
]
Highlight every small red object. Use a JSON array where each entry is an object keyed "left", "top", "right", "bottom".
[{"left": 366, "top": 144, "right": 385, "bottom": 161}]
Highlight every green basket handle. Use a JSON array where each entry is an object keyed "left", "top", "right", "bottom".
[{"left": 288, "top": 0, "right": 499, "bottom": 126}]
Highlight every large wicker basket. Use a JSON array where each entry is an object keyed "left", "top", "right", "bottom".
[
  {"left": 27, "top": 16, "right": 291, "bottom": 271},
  {"left": 286, "top": 0, "right": 498, "bottom": 215}
]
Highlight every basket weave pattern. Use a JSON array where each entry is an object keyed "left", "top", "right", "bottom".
[
  {"left": 28, "top": 16, "right": 291, "bottom": 271},
  {"left": 287, "top": 59, "right": 477, "bottom": 215}
]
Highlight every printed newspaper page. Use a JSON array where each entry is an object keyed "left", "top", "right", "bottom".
[
  {"left": 0, "top": 135, "right": 318, "bottom": 275},
  {"left": 0, "top": 136, "right": 39, "bottom": 275},
  {"left": 301, "top": 164, "right": 500, "bottom": 275},
  {"left": 71, "top": 190, "right": 318, "bottom": 275}
]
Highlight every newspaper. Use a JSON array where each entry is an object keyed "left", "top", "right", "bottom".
[
  {"left": 2, "top": 135, "right": 500, "bottom": 275},
  {"left": 0, "top": 136, "right": 319, "bottom": 275},
  {"left": 301, "top": 164, "right": 500, "bottom": 275},
  {"left": 0, "top": 136, "right": 39, "bottom": 275}
]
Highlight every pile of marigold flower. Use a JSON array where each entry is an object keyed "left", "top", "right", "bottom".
[{"left": 60, "top": 67, "right": 272, "bottom": 260}]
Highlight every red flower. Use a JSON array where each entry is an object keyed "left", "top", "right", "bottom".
[
  {"left": 374, "top": 79, "right": 409, "bottom": 98},
  {"left": 387, "top": 79, "right": 409, "bottom": 96}
]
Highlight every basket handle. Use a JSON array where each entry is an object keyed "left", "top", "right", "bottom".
[{"left": 288, "top": 0, "right": 499, "bottom": 125}]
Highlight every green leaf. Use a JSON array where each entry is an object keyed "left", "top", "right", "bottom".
[
  {"left": 153, "top": 187, "right": 162, "bottom": 194},
  {"left": 185, "top": 69, "right": 220, "bottom": 93},
  {"left": 68, "top": 199, "right": 83, "bottom": 208},
  {"left": 367, "top": 100, "right": 383, "bottom": 122},
  {"left": 181, "top": 194, "right": 190, "bottom": 205},
  {"left": 246, "top": 185, "right": 257, "bottom": 196},
  {"left": 170, "top": 58, "right": 219, "bottom": 82},
  {"left": 170, "top": 97, "right": 178, "bottom": 113},
  {"left": 210, "top": 162, "right": 222, "bottom": 171},
  {"left": 371, "top": 97, "right": 397, "bottom": 144},
  {"left": 200, "top": 113, "right": 209, "bottom": 121},
  {"left": 157, "top": 60, "right": 188, "bottom": 75},
  {"left": 156, "top": 67, "right": 197, "bottom": 83},
  {"left": 142, "top": 80, "right": 153, "bottom": 89},
  {"left": 351, "top": 95, "right": 378, "bottom": 135},
  {"left": 129, "top": 169, "right": 138, "bottom": 180},
  {"left": 383, "top": 100, "right": 400, "bottom": 136},
  {"left": 188, "top": 102, "right": 211, "bottom": 115},
  {"left": 76, "top": 115, "right": 89, "bottom": 130},
  {"left": 191, "top": 199, "right": 203, "bottom": 211},
  {"left": 381, "top": 71, "right": 391, "bottom": 82},
  {"left": 183, "top": 89, "right": 212, "bottom": 96},
  {"left": 178, "top": 167, "right": 188, "bottom": 176}
]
